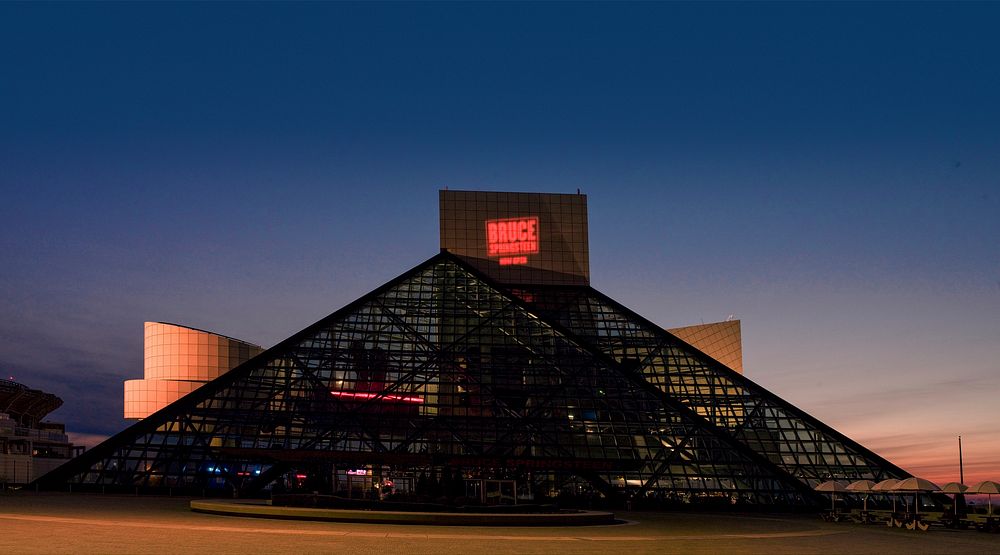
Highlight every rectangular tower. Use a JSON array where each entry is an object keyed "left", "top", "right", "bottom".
[{"left": 439, "top": 190, "right": 589, "bottom": 285}]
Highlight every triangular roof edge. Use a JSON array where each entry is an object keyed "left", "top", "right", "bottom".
[
  {"left": 36, "top": 250, "right": 888, "bottom": 504},
  {"left": 34, "top": 252, "right": 454, "bottom": 488},
  {"left": 440, "top": 254, "right": 826, "bottom": 503},
  {"left": 578, "top": 285, "right": 911, "bottom": 480}
]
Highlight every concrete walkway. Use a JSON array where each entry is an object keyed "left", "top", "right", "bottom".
[{"left": 2, "top": 493, "right": 997, "bottom": 554}]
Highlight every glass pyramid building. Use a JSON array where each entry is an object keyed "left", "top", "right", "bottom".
[{"left": 35, "top": 250, "right": 908, "bottom": 507}]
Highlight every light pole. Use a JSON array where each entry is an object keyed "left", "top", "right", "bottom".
[{"left": 959, "top": 435, "right": 964, "bottom": 484}]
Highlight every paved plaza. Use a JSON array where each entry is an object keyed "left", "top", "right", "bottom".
[{"left": 1, "top": 493, "right": 997, "bottom": 554}]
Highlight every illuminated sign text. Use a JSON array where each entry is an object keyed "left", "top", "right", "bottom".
[{"left": 486, "top": 217, "right": 538, "bottom": 266}]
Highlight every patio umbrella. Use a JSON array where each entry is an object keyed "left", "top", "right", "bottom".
[
  {"left": 872, "top": 478, "right": 901, "bottom": 512},
  {"left": 893, "top": 477, "right": 940, "bottom": 515},
  {"left": 847, "top": 480, "right": 877, "bottom": 512},
  {"left": 938, "top": 482, "right": 968, "bottom": 523},
  {"left": 938, "top": 482, "right": 968, "bottom": 494},
  {"left": 815, "top": 480, "right": 849, "bottom": 513},
  {"left": 967, "top": 480, "right": 1000, "bottom": 517}
]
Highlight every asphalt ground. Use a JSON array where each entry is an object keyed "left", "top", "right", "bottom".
[{"left": 1, "top": 493, "right": 997, "bottom": 554}]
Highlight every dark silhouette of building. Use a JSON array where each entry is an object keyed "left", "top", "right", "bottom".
[
  {"left": 1, "top": 379, "right": 77, "bottom": 486},
  {"left": 33, "top": 252, "right": 906, "bottom": 506},
  {"left": 34, "top": 191, "right": 908, "bottom": 507}
]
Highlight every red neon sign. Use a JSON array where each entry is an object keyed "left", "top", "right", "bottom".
[
  {"left": 330, "top": 390, "right": 424, "bottom": 404},
  {"left": 486, "top": 217, "right": 538, "bottom": 265}
]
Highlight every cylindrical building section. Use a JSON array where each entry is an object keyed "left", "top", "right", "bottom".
[{"left": 123, "top": 322, "right": 263, "bottom": 419}]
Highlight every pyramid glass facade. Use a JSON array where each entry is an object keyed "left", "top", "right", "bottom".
[{"left": 36, "top": 253, "right": 907, "bottom": 507}]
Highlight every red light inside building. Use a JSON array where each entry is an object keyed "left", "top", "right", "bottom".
[
  {"left": 330, "top": 390, "right": 424, "bottom": 404},
  {"left": 486, "top": 217, "right": 539, "bottom": 257}
]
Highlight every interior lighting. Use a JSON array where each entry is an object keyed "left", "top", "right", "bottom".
[{"left": 330, "top": 390, "right": 424, "bottom": 403}]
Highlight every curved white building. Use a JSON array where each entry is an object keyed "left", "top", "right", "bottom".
[{"left": 123, "top": 322, "right": 263, "bottom": 419}]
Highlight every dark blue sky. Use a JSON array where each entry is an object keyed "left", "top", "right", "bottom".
[{"left": 1, "top": 2, "right": 998, "bottom": 480}]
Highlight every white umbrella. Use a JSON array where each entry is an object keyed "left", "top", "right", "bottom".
[
  {"left": 967, "top": 480, "right": 1000, "bottom": 517},
  {"left": 966, "top": 480, "right": 1000, "bottom": 494},
  {"left": 873, "top": 478, "right": 901, "bottom": 513},
  {"left": 872, "top": 478, "right": 900, "bottom": 491},
  {"left": 938, "top": 482, "right": 968, "bottom": 494},
  {"left": 893, "top": 477, "right": 940, "bottom": 516},
  {"left": 816, "top": 480, "right": 850, "bottom": 492},
  {"left": 815, "top": 480, "right": 849, "bottom": 513},
  {"left": 894, "top": 477, "right": 940, "bottom": 491},
  {"left": 847, "top": 480, "right": 877, "bottom": 512},
  {"left": 848, "top": 479, "right": 877, "bottom": 491},
  {"left": 938, "top": 482, "right": 968, "bottom": 526}
]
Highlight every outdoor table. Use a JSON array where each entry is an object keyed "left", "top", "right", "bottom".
[
  {"left": 854, "top": 510, "right": 879, "bottom": 524},
  {"left": 967, "top": 514, "right": 999, "bottom": 532},
  {"left": 897, "top": 512, "right": 931, "bottom": 531},
  {"left": 821, "top": 510, "right": 846, "bottom": 522}
]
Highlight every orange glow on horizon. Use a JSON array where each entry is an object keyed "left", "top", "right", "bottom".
[{"left": 845, "top": 428, "right": 1000, "bottom": 485}]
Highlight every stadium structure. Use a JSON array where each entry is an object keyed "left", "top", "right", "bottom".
[{"left": 1, "top": 379, "right": 77, "bottom": 486}]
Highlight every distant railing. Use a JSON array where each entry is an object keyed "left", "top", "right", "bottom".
[
  {"left": 3, "top": 426, "right": 69, "bottom": 443},
  {"left": 0, "top": 378, "right": 28, "bottom": 389}
]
